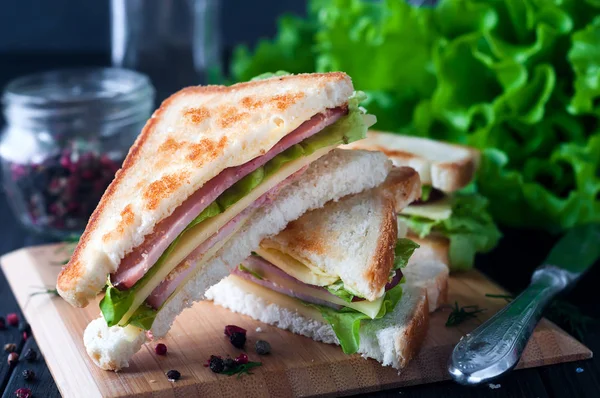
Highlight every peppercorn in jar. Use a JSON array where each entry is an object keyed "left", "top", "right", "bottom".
[{"left": 0, "top": 68, "right": 154, "bottom": 238}]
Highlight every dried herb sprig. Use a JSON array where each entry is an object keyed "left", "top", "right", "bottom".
[
  {"left": 29, "top": 287, "right": 59, "bottom": 297},
  {"left": 445, "top": 301, "right": 486, "bottom": 327},
  {"left": 485, "top": 293, "right": 597, "bottom": 342},
  {"left": 51, "top": 235, "right": 81, "bottom": 265},
  {"left": 221, "top": 361, "right": 262, "bottom": 378}
]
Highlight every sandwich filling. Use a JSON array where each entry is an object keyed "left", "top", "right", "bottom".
[
  {"left": 100, "top": 91, "right": 375, "bottom": 329},
  {"left": 231, "top": 237, "right": 419, "bottom": 354},
  {"left": 400, "top": 185, "right": 501, "bottom": 271}
]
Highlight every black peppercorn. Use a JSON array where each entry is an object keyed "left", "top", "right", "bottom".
[
  {"left": 4, "top": 343, "right": 16, "bottom": 353},
  {"left": 166, "top": 369, "right": 181, "bottom": 381},
  {"left": 23, "top": 349, "right": 37, "bottom": 362},
  {"left": 18, "top": 322, "right": 30, "bottom": 334},
  {"left": 209, "top": 355, "right": 225, "bottom": 373},
  {"left": 229, "top": 331, "right": 246, "bottom": 349},
  {"left": 22, "top": 369, "right": 35, "bottom": 381},
  {"left": 255, "top": 340, "right": 271, "bottom": 355},
  {"left": 223, "top": 357, "right": 236, "bottom": 371},
  {"left": 7, "top": 352, "right": 19, "bottom": 366}
]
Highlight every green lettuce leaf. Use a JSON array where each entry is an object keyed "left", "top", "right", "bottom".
[
  {"left": 325, "top": 238, "right": 417, "bottom": 302},
  {"left": 394, "top": 238, "right": 420, "bottom": 270},
  {"left": 128, "top": 304, "right": 158, "bottom": 330},
  {"left": 99, "top": 279, "right": 134, "bottom": 327},
  {"left": 305, "top": 282, "right": 404, "bottom": 354},
  {"left": 421, "top": 185, "right": 433, "bottom": 202},
  {"left": 325, "top": 280, "right": 356, "bottom": 303},
  {"left": 229, "top": 0, "right": 600, "bottom": 232},
  {"left": 99, "top": 97, "right": 370, "bottom": 329},
  {"left": 402, "top": 193, "right": 501, "bottom": 271},
  {"left": 239, "top": 264, "right": 263, "bottom": 280},
  {"left": 568, "top": 16, "right": 600, "bottom": 115}
]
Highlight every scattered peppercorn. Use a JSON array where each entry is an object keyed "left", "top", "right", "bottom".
[
  {"left": 235, "top": 353, "right": 249, "bottom": 365},
  {"left": 209, "top": 355, "right": 225, "bottom": 373},
  {"left": 22, "top": 332, "right": 28, "bottom": 341},
  {"left": 4, "top": 343, "right": 16, "bottom": 353},
  {"left": 224, "top": 325, "right": 246, "bottom": 337},
  {"left": 23, "top": 349, "right": 37, "bottom": 362},
  {"left": 8, "top": 352, "right": 19, "bottom": 366},
  {"left": 0, "top": 316, "right": 5, "bottom": 330},
  {"left": 166, "top": 369, "right": 181, "bottom": 381},
  {"left": 14, "top": 388, "right": 31, "bottom": 398},
  {"left": 154, "top": 343, "right": 167, "bottom": 356},
  {"left": 223, "top": 357, "right": 236, "bottom": 371},
  {"left": 22, "top": 369, "right": 35, "bottom": 381},
  {"left": 18, "top": 322, "right": 30, "bottom": 333},
  {"left": 255, "top": 340, "right": 271, "bottom": 355},
  {"left": 229, "top": 332, "right": 246, "bottom": 349},
  {"left": 6, "top": 313, "right": 19, "bottom": 327}
]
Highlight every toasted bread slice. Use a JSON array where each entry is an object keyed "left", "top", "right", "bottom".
[
  {"left": 259, "top": 167, "right": 420, "bottom": 301},
  {"left": 404, "top": 234, "right": 450, "bottom": 312},
  {"left": 59, "top": 72, "right": 354, "bottom": 308},
  {"left": 84, "top": 149, "right": 393, "bottom": 370},
  {"left": 205, "top": 252, "right": 450, "bottom": 370},
  {"left": 345, "top": 130, "right": 480, "bottom": 192}
]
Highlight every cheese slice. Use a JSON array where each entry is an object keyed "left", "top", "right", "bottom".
[
  {"left": 120, "top": 143, "right": 339, "bottom": 324},
  {"left": 401, "top": 196, "right": 453, "bottom": 221},
  {"left": 242, "top": 257, "right": 385, "bottom": 318},
  {"left": 255, "top": 247, "right": 338, "bottom": 286},
  {"left": 226, "top": 275, "right": 327, "bottom": 322}
]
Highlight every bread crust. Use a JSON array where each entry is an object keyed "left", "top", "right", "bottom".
[
  {"left": 260, "top": 165, "right": 420, "bottom": 301},
  {"left": 57, "top": 72, "right": 353, "bottom": 307},
  {"left": 395, "top": 293, "right": 429, "bottom": 369},
  {"left": 345, "top": 130, "right": 480, "bottom": 193}
]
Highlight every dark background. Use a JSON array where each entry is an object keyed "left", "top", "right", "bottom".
[
  {"left": 0, "top": 1, "right": 598, "bottom": 397},
  {"left": 0, "top": 0, "right": 304, "bottom": 54}
]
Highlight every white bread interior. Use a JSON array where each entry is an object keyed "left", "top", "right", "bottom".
[
  {"left": 59, "top": 72, "right": 354, "bottom": 308},
  {"left": 260, "top": 167, "right": 420, "bottom": 301},
  {"left": 83, "top": 148, "right": 392, "bottom": 370},
  {"left": 205, "top": 254, "right": 448, "bottom": 370},
  {"left": 204, "top": 222, "right": 449, "bottom": 371},
  {"left": 344, "top": 130, "right": 480, "bottom": 192}
]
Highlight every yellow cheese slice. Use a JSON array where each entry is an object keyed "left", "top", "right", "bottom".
[
  {"left": 226, "top": 275, "right": 326, "bottom": 322},
  {"left": 242, "top": 257, "right": 385, "bottom": 319},
  {"left": 400, "top": 196, "right": 453, "bottom": 221},
  {"left": 120, "top": 143, "right": 339, "bottom": 324},
  {"left": 254, "top": 247, "right": 338, "bottom": 286}
]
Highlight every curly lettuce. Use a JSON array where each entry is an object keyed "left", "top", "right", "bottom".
[
  {"left": 325, "top": 238, "right": 419, "bottom": 302},
  {"left": 305, "top": 282, "right": 404, "bottom": 354},
  {"left": 231, "top": 0, "right": 600, "bottom": 232},
  {"left": 403, "top": 194, "right": 501, "bottom": 271}
]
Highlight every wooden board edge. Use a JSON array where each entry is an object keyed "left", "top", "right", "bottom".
[{"left": 1, "top": 248, "right": 104, "bottom": 398}]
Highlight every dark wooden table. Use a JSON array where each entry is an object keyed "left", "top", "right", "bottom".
[{"left": 0, "top": 54, "right": 598, "bottom": 398}]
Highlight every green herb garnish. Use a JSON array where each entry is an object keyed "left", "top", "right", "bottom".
[
  {"left": 421, "top": 185, "right": 432, "bottom": 202},
  {"left": 29, "top": 287, "right": 59, "bottom": 297},
  {"left": 221, "top": 361, "right": 262, "bottom": 378},
  {"left": 445, "top": 301, "right": 486, "bottom": 327},
  {"left": 52, "top": 235, "right": 81, "bottom": 265},
  {"left": 239, "top": 264, "right": 263, "bottom": 280},
  {"left": 485, "top": 293, "right": 597, "bottom": 341}
]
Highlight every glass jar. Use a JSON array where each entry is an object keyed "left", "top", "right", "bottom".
[
  {"left": 0, "top": 68, "right": 154, "bottom": 239},
  {"left": 111, "top": 0, "right": 222, "bottom": 104}
]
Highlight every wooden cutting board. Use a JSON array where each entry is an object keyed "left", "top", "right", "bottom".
[{"left": 1, "top": 244, "right": 592, "bottom": 398}]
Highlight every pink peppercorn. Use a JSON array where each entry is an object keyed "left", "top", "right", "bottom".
[
  {"left": 15, "top": 388, "right": 31, "bottom": 398},
  {"left": 154, "top": 343, "right": 167, "bottom": 356},
  {"left": 6, "top": 313, "right": 18, "bottom": 327},
  {"left": 235, "top": 353, "right": 249, "bottom": 365}
]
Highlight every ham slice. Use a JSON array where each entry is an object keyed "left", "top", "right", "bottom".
[
  {"left": 112, "top": 107, "right": 347, "bottom": 289},
  {"left": 145, "top": 167, "right": 307, "bottom": 309}
]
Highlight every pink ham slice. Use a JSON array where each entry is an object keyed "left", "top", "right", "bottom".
[
  {"left": 112, "top": 107, "right": 347, "bottom": 289},
  {"left": 145, "top": 166, "right": 308, "bottom": 309}
]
